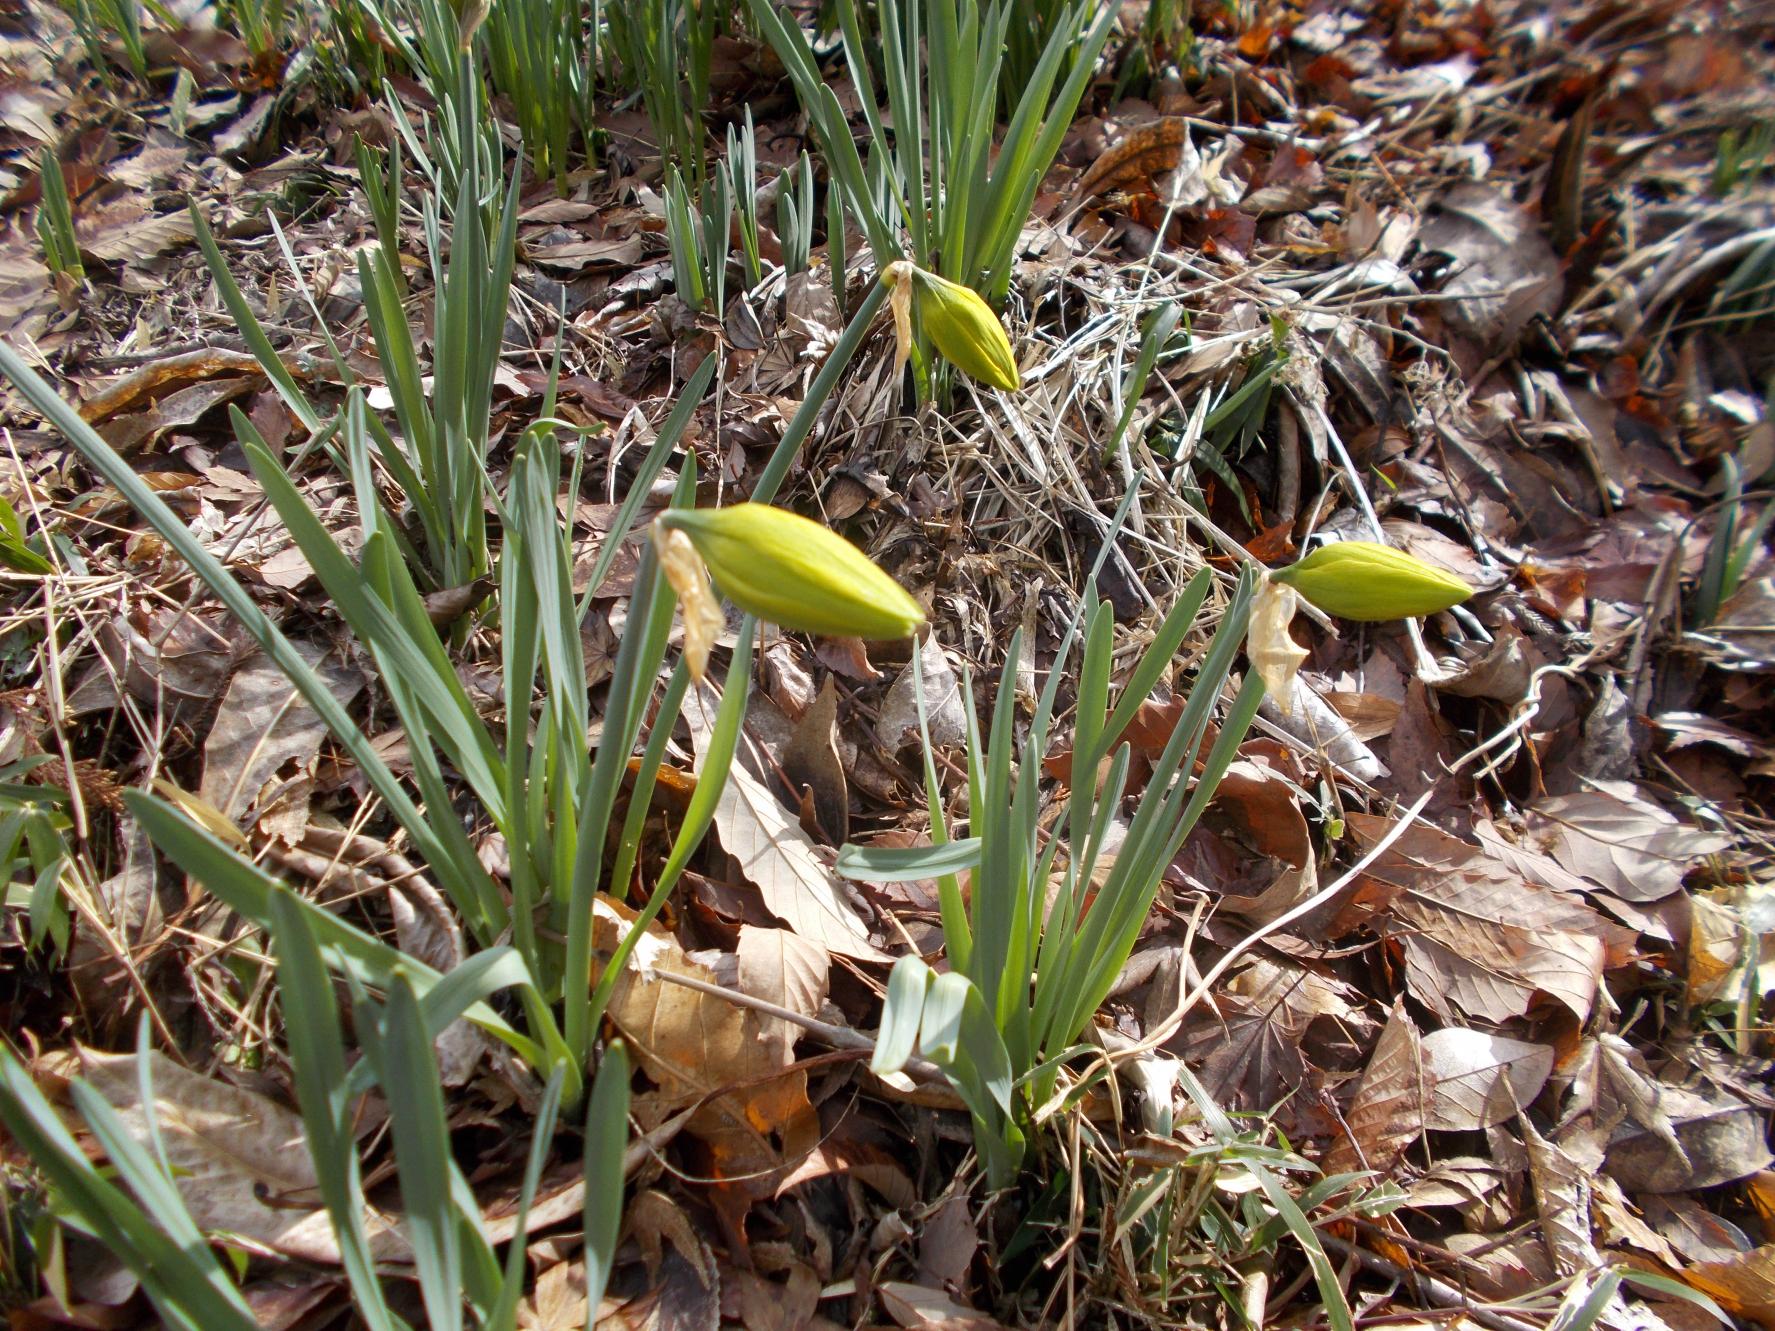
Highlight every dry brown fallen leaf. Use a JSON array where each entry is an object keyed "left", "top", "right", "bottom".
[
  {"left": 0, "top": 247, "right": 52, "bottom": 337},
  {"left": 1686, "top": 1246, "right": 1775, "bottom": 1331},
  {"left": 1642, "top": 1193, "right": 1750, "bottom": 1264},
  {"left": 592, "top": 898, "right": 820, "bottom": 1183},
  {"left": 1603, "top": 1084, "right": 1773, "bottom": 1193},
  {"left": 1525, "top": 780, "right": 1733, "bottom": 904},
  {"left": 736, "top": 923, "right": 829, "bottom": 1068},
  {"left": 79, "top": 201, "right": 195, "bottom": 265},
  {"left": 1443, "top": 1230, "right": 1556, "bottom": 1304},
  {"left": 1201, "top": 757, "right": 1318, "bottom": 922},
  {"left": 779, "top": 674, "right": 848, "bottom": 845},
  {"left": 77, "top": 1049, "right": 409, "bottom": 1265},
  {"left": 1180, "top": 954, "right": 1367, "bottom": 1112},
  {"left": 199, "top": 642, "right": 363, "bottom": 836},
  {"left": 1075, "top": 119, "right": 1190, "bottom": 202},
  {"left": 683, "top": 683, "right": 886, "bottom": 961},
  {"left": 1324, "top": 998, "right": 1427, "bottom": 1176},
  {"left": 77, "top": 347, "right": 277, "bottom": 424},
  {"left": 1419, "top": 1027, "right": 1554, "bottom": 1132},
  {"left": 517, "top": 1258, "right": 587, "bottom": 1331},
  {"left": 1416, "top": 181, "right": 1562, "bottom": 354},
  {"left": 1402, "top": 1157, "right": 1510, "bottom": 1229},
  {"left": 877, "top": 633, "right": 965, "bottom": 751},
  {"left": 771, "top": 1131, "right": 918, "bottom": 1209},
  {"left": 877, "top": 1280, "right": 1010, "bottom": 1331},
  {"left": 594, "top": 1245, "right": 720, "bottom": 1331},
  {"left": 68, "top": 605, "right": 248, "bottom": 723},
  {"left": 1342, "top": 814, "right": 1631, "bottom": 1024},
  {"left": 1520, "top": 1111, "right": 1602, "bottom": 1277},
  {"left": 728, "top": 1251, "right": 822, "bottom": 1331}
]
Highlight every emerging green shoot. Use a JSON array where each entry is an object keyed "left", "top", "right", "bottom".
[
  {"left": 34, "top": 152, "right": 82, "bottom": 282},
  {"left": 606, "top": 0, "right": 716, "bottom": 182},
  {"left": 777, "top": 151, "right": 815, "bottom": 277},
  {"left": 64, "top": 0, "right": 148, "bottom": 80},
  {"left": 750, "top": 0, "right": 1113, "bottom": 309},
  {"left": 485, "top": 0, "right": 597, "bottom": 191}
]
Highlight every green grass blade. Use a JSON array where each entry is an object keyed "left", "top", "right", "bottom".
[
  {"left": 377, "top": 973, "right": 464, "bottom": 1331},
  {"left": 70, "top": 1079, "right": 259, "bottom": 1325},
  {"left": 189, "top": 205, "right": 321, "bottom": 434},
  {"left": 126, "top": 792, "right": 557, "bottom": 1074},
  {"left": 0, "top": 1051, "right": 258, "bottom": 1331},
  {"left": 242, "top": 438, "right": 508, "bottom": 849},
  {"left": 754, "top": 278, "right": 890, "bottom": 502},
  {"left": 487, "top": 1066, "right": 567, "bottom": 1331},
  {"left": 586, "top": 617, "right": 757, "bottom": 1035},
  {"left": 268, "top": 890, "right": 400, "bottom": 1331},
  {"left": 579, "top": 356, "right": 716, "bottom": 609},
  {"left": 966, "top": 628, "right": 1024, "bottom": 1022},
  {"left": 917, "top": 971, "right": 1023, "bottom": 1186},
  {"left": 584, "top": 1041, "right": 631, "bottom": 1314},
  {"left": 835, "top": 838, "right": 982, "bottom": 882},
  {"left": 0, "top": 343, "right": 502, "bottom": 941},
  {"left": 563, "top": 542, "right": 677, "bottom": 1066},
  {"left": 609, "top": 663, "right": 691, "bottom": 904},
  {"left": 975, "top": 1, "right": 1114, "bottom": 298},
  {"left": 1095, "top": 568, "right": 1209, "bottom": 759},
  {"left": 873, "top": 955, "right": 933, "bottom": 1075},
  {"left": 1110, "top": 302, "right": 1182, "bottom": 455},
  {"left": 904, "top": 640, "right": 970, "bottom": 972},
  {"left": 1252, "top": 1162, "right": 1355, "bottom": 1331}
]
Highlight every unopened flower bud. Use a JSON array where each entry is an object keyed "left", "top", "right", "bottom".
[
  {"left": 657, "top": 504, "right": 925, "bottom": 642},
  {"left": 1270, "top": 540, "right": 1473, "bottom": 622},
  {"left": 883, "top": 262, "right": 1020, "bottom": 391}
]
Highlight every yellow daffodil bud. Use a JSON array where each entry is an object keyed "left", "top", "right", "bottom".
[
  {"left": 1270, "top": 540, "right": 1474, "bottom": 622},
  {"left": 882, "top": 261, "right": 1020, "bottom": 391},
  {"left": 656, "top": 503, "right": 926, "bottom": 642}
]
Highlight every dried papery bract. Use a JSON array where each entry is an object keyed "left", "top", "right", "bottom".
[
  {"left": 887, "top": 259, "right": 916, "bottom": 384},
  {"left": 654, "top": 524, "right": 724, "bottom": 682},
  {"left": 1250, "top": 577, "right": 1309, "bottom": 713}
]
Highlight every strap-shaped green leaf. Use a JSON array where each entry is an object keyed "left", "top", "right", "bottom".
[{"left": 835, "top": 838, "right": 983, "bottom": 882}]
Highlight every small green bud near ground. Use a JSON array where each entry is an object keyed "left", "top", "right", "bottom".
[
  {"left": 656, "top": 503, "right": 925, "bottom": 660},
  {"left": 883, "top": 261, "right": 1020, "bottom": 391},
  {"left": 1270, "top": 540, "right": 1473, "bottom": 622}
]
